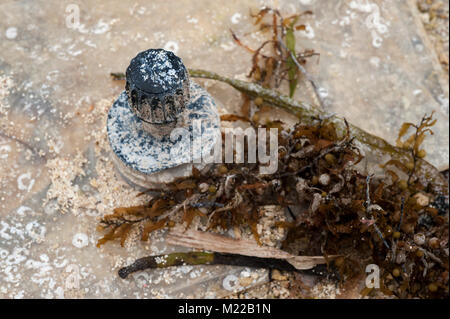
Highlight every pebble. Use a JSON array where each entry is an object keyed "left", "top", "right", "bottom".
[
  {"left": 5, "top": 27, "right": 18, "bottom": 39},
  {"left": 413, "top": 193, "right": 430, "bottom": 207},
  {"left": 271, "top": 269, "right": 288, "bottom": 281},
  {"left": 239, "top": 277, "right": 253, "bottom": 287},
  {"left": 396, "top": 251, "right": 407, "bottom": 264},
  {"left": 414, "top": 233, "right": 426, "bottom": 246},
  {"left": 198, "top": 182, "right": 209, "bottom": 193},
  {"left": 428, "top": 237, "right": 440, "bottom": 249},
  {"left": 318, "top": 173, "right": 331, "bottom": 186}
]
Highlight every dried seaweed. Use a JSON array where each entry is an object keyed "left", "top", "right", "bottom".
[
  {"left": 230, "top": 8, "right": 322, "bottom": 107},
  {"left": 99, "top": 107, "right": 448, "bottom": 297},
  {"left": 387, "top": 112, "right": 437, "bottom": 188}
]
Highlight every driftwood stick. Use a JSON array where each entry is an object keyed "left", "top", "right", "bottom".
[
  {"left": 117, "top": 229, "right": 336, "bottom": 279},
  {"left": 166, "top": 228, "right": 333, "bottom": 270},
  {"left": 118, "top": 250, "right": 332, "bottom": 279},
  {"left": 118, "top": 229, "right": 336, "bottom": 279}
]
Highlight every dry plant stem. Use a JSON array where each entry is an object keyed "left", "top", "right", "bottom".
[{"left": 188, "top": 69, "right": 447, "bottom": 194}]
